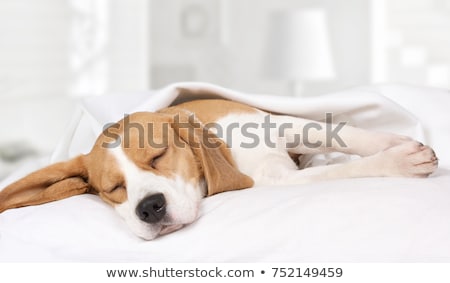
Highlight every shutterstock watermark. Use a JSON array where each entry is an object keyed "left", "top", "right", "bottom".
[{"left": 101, "top": 113, "right": 347, "bottom": 149}]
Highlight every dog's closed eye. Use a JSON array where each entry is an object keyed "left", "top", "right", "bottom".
[
  {"left": 110, "top": 184, "right": 126, "bottom": 193},
  {"left": 150, "top": 147, "right": 168, "bottom": 169}
]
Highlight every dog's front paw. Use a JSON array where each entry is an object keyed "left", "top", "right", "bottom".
[{"left": 379, "top": 141, "right": 438, "bottom": 177}]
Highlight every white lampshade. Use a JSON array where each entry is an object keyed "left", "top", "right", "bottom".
[{"left": 264, "top": 9, "right": 335, "bottom": 81}]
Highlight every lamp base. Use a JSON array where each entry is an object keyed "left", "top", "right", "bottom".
[{"left": 289, "top": 81, "right": 304, "bottom": 97}]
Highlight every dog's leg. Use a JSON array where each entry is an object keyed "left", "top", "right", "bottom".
[
  {"left": 272, "top": 115, "right": 413, "bottom": 157},
  {"left": 257, "top": 115, "right": 437, "bottom": 184},
  {"left": 274, "top": 141, "right": 438, "bottom": 185}
]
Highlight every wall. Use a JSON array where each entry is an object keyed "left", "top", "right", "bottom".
[
  {"left": 372, "top": 0, "right": 450, "bottom": 89},
  {"left": 0, "top": 0, "right": 150, "bottom": 156},
  {"left": 0, "top": 0, "right": 71, "bottom": 99},
  {"left": 151, "top": 0, "right": 371, "bottom": 96}
]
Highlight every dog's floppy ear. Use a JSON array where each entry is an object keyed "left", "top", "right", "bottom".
[
  {"left": 0, "top": 155, "right": 91, "bottom": 213},
  {"left": 171, "top": 111, "right": 254, "bottom": 196}
]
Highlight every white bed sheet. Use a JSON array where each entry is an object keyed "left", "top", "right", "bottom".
[{"left": 1, "top": 83, "right": 449, "bottom": 262}]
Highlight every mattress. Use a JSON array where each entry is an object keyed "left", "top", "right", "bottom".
[{"left": 0, "top": 83, "right": 449, "bottom": 262}]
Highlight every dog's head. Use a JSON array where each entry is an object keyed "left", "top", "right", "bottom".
[{"left": 0, "top": 111, "right": 253, "bottom": 240}]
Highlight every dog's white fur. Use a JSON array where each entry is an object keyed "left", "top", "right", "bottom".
[{"left": 111, "top": 145, "right": 205, "bottom": 240}]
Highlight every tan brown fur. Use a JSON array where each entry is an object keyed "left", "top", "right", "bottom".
[{"left": 161, "top": 99, "right": 257, "bottom": 124}]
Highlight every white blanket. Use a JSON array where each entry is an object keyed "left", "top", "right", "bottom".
[
  {"left": 1, "top": 83, "right": 449, "bottom": 262},
  {"left": 51, "top": 82, "right": 425, "bottom": 162}
]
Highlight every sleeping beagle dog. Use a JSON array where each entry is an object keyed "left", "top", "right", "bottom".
[{"left": 0, "top": 99, "right": 438, "bottom": 239}]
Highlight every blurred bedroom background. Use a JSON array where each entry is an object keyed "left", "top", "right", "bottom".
[{"left": 1, "top": 0, "right": 450, "bottom": 178}]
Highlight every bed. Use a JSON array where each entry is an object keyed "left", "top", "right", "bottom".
[{"left": 1, "top": 83, "right": 449, "bottom": 262}]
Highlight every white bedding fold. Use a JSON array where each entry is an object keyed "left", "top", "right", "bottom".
[{"left": 51, "top": 82, "right": 424, "bottom": 163}]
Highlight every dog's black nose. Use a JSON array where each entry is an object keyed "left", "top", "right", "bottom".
[{"left": 136, "top": 193, "right": 166, "bottom": 223}]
